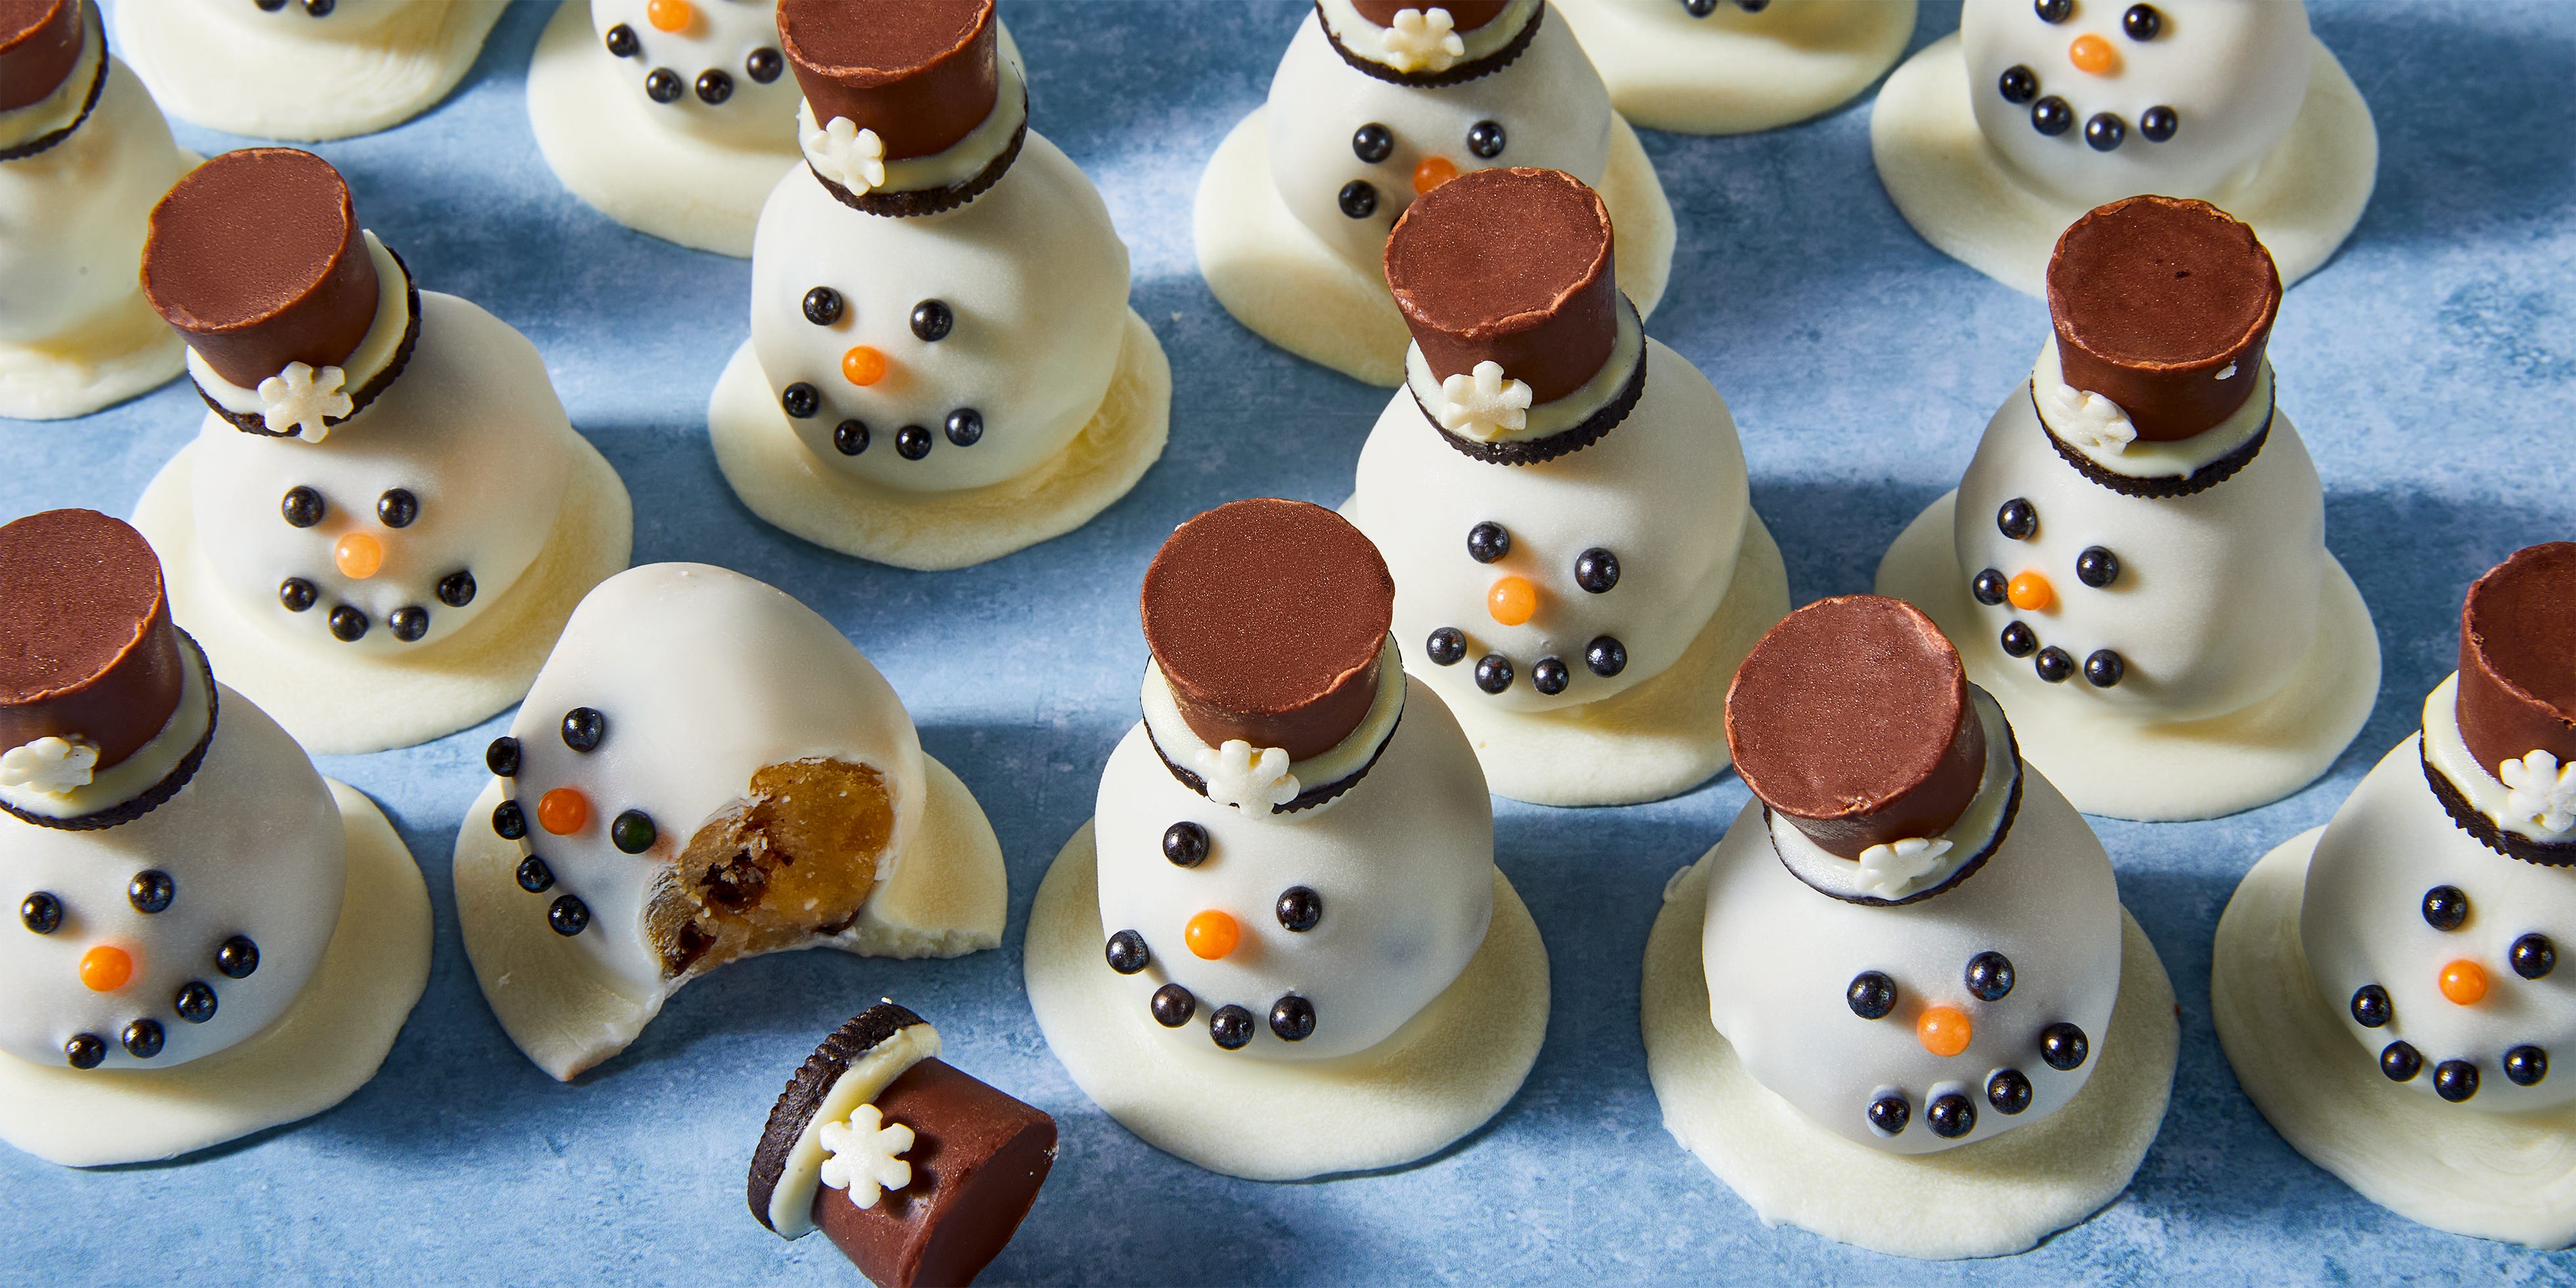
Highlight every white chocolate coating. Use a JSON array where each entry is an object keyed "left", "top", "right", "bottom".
[
  {"left": 746, "top": 132, "right": 1130, "bottom": 495},
  {"left": 590, "top": 0, "right": 796, "bottom": 149},
  {"left": 1554, "top": 0, "right": 1915, "bottom": 137},
  {"left": 1094, "top": 674, "right": 1494, "bottom": 1061},
  {"left": 114, "top": 0, "right": 505, "bottom": 143}
]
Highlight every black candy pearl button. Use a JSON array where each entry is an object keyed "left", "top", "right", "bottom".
[
  {"left": 2422, "top": 885, "right": 2469, "bottom": 931},
  {"left": 128, "top": 870, "right": 173, "bottom": 914},
  {"left": 2506, "top": 1045, "right": 2549, "bottom": 1087},
  {"left": 1474, "top": 655, "right": 1514, "bottom": 694},
  {"left": 944, "top": 409, "right": 983, "bottom": 447},
  {"left": 20, "top": 891, "right": 61, "bottom": 935},
  {"left": 780, "top": 382, "right": 819, "bottom": 418},
  {"left": 2075, "top": 546, "right": 2119, "bottom": 588},
  {"left": 516, "top": 855, "right": 555, "bottom": 894},
  {"left": 1965, "top": 951, "right": 2015, "bottom": 1001},
  {"left": 2514, "top": 933, "right": 2557, "bottom": 979},
  {"left": 64, "top": 1034, "right": 104, "bottom": 1069},
  {"left": 610, "top": 809, "right": 657, "bottom": 855},
  {"left": 2085, "top": 112, "right": 2127, "bottom": 152},
  {"left": 1532, "top": 657, "right": 1570, "bottom": 696},
  {"left": 911, "top": 299, "right": 953, "bottom": 342},
  {"left": 487, "top": 736, "right": 521, "bottom": 777},
  {"left": 122, "top": 1019, "right": 164, "bottom": 1059},
  {"left": 547, "top": 895, "right": 591, "bottom": 937},
  {"left": 1987, "top": 1068, "right": 2034, "bottom": 1115},
  {"left": 895, "top": 425, "right": 934, "bottom": 460},
  {"left": 1846, "top": 970, "right": 1896, "bottom": 1020},
  {"left": 256, "top": 0, "right": 286, "bottom": 10},
  {"left": 1466, "top": 120, "right": 1505, "bottom": 160},
  {"left": 1209, "top": 1004, "right": 1256, "bottom": 1050},
  {"left": 437, "top": 570, "right": 476, "bottom": 608},
  {"left": 2434, "top": 1059, "right": 2480, "bottom": 1103},
  {"left": 492, "top": 799, "right": 528, "bottom": 840},
  {"left": 216, "top": 935, "right": 260, "bottom": 979},
  {"left": 282, "top": 485, "right": 325, "bottom": 527},
  {"left": 562, "top": 707, "right": 606, "bottom": 751},
  {"left": 2030, "top": 95, "right": 2073, "bottom": 137},
  {"left": 1466, "top": 522, "right": 1510, "bottom": 564},
  {"left": 2140, "top": 105, "right": 2179, "bottom": 143},
  {"left": 1338, "top": 180, "right": 1378, "bottom": 220},
  {"left": 2034, "top": 0, "right": 2070, "bottom": 21},
  {"left": 645, "top": 68, "right": 683, "bottom": 102},
  {"left": 302, "top": 0, "right": 332, "bottom": 14},
  {"left": 1575, "top": 548, "right": 1619, "bottom": 594},
  {"left": 1866, "top": 1092, "right": 1909, "bottom": 1136},
  {"left": 376, "top": 487, "right": 418, "bottom": 528},
  {"left": 2083, "top": 649, "right": 2125, "bottom": 688},
  {"left": 802, "top": 286, "right": 843, "bottom": 326},
  {"left": 746, "top": 47, "right": 782, "bottom": 82},
  {"left": 1586, "top": 636, "right": 1627, "bottom": 678},
  {"left": 1426, "top": 627, "right": 1466, "bottom": 667},
  {"left": 1163, "top": 821, "right": 1209, "bottom": 868},
  {"left": 328, "top": 606, "right": 369, "bottom": 642},
  {"left": 1270, "top": 995, "right": 1317, "bottom": 1041},
  {"left": 175, "top": 981, "right": 217, "bottom": 1025},
  {"left": 1150, "top": 983, "right": 1196, "bottom": 1027},
  {"left": 1972, "top": 569, "right": 2009, "bottom": 606},
  {"left": 1352, "top": 123, "right": 1393, "bottom": 164},
  {"left": 604, "top": 22, "right": 637, "bottom": 56},
  {"left": 2122, "top": 3, "right": 2161, "bottom": 39},
  {"left": 1105, "top": 929, "right": 1150, "bottom": 975},
  {"left": 2350, "top": 984, "right": 2391, "bottom": 1028},
  {"left": 1998, "top": 64, "right": 2038, "bottom": 105},
  {"left": 695, "top": 69, "right": 733, "bottom": 104},
  {"left": 1926, "top": 1092, "right": 1976, "bottom": 1139},
  {"left": 2000, "top": 621, "right": 2037, "bottom": 658},
  {"left": 2035, "top": 646, "right": 2075, "bottom": 684},
  {"left": 2041, "top": 1021, "right": 2088, "bottom": 1071},
  {"left": 834, "top": 420, "right": 870, "bottom": 456},
  {"left": 388, "top": 606, "right": 430, "bottom": 643},
  {"left": 2380, "top": 1040, "right": 2422, "bottom": 1082},
  {"left": 1682, "top": 0, "right": 1716, "bottom": 14},
  {"left": 1997, "top": 498, "right": 2037, "bottom": 539},
  {"left": 280, "top": 577, "right": 317, "bottom": 612},
  {"left": 1277, "top": 886, "right": 1321, "bottom": 932}
]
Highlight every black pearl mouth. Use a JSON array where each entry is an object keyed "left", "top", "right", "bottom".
[{"left": 1434, "top": 634, "right": 1628, "bottom": 695}]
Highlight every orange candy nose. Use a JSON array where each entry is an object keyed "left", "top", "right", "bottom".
[
  {"left": 2440, "top": 959, "right": 2489, "bottom": 1006},
  {"left": 334, "top": 531, "right": 384, "bottom": 580},
  {"left": 538, "top": 787, "right": 591, "bottom": 836},
  {"left": 645, "top": 0, "right": 692, "bottom": 33},
  {"left": 2068, "top": 33, "right": 2119, "bottom": 76},
  {"left": 2007, "top": 571, "right": 2054, "bottom": 612},
  {"left": 1917, "top": 1005, "right": 1973, "bottom": 1057},
  {"left": 1185, "top": 910, "right": 1240, "bottom": 960},
  {"left": 79, "top": 945, "right": 133, "bottom": 992},
  {"left": 1487, "top": 576, "right": 1539, "bottom": 627},
  {"left": 841, "top": 345, "right": 889, "bottom": 387},
  {"left": 1412, "top": 156, "right": 1458, "bottom": 195}
]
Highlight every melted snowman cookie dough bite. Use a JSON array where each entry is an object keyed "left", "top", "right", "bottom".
[
  {"left": 1026, "top": 500, "right": 1548, "bottom": 1180},
  {"left": 0, "top": 0, "right": 198, "bottom": 420},
  {"left": 1875, "top": 196, "right": 2376, "bottom": 821},
  {"left": 0, "top": 510, "right": 429, "bottom": 1168},
  {"left": 113, "top": 0, "right": 503, "bottom": 143},
  {"left": 748, "top": 1002, "right": 1056, "bottom": 1288},
  {"left": 1344, "top": 167, "right": 1787, "bottom": 806},
  {"left": 708, "top": 0, "right": 1169, "bottom": 571},
  {"left": 1872, "top": 0, "right": 2375, "bottom": 295},
  {"left": 1554, "top": 0, "right": 1915, "bottom": 135},
  {"left": 1194, "top": 0, "right": 1675, "bottom": 386},
  {"left": 130, "top": 148, "right": 633, "bottom": 757},
  {"left": 2216, "top": 545, "right": 2576, "bottom": 1249},
  {"left": 1641, "top": 596, "right": 2177, "bottom": 1258},
  {"left": 526, "top": 0, "right": 805, "bottom": 256},
  {"left": 453, "top": 564, "right": 1006, "bottom": 1082}
]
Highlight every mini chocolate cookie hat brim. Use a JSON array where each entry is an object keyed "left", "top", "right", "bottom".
[
  {"left": 779, "top": 0, "right": 998, "bottom": 161},
  {"left": 1321, "top": 0, "right": 1541, "bottom": 87},
  {"left": 748, "top": 1001, "right": 929, "bottom": 1233},
  {"left": 2046, "top": 195, "right": 2280, "bottom": 443},
  {"left": 2456, "top": 541, "right": 2576, "bottom": 778},
  {"left": 0, "top": 0, "right": 81, "bottom": 112},
  {"left": 142, "top": 148, "right": 382, "bottom": 390},
  {"left": 1386, "top": 167, "right": 1618, "bottom": 405}
]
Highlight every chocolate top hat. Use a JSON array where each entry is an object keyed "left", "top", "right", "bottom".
[
  {"left": 142, "top": 148, "right": 381, "bottom": 391},
  {"left": 2046, "top": 195, "right": 2281, "bottom": 444},
  {"left": 0, "top": 509, "right": 185, "bottom": 774},
  {"left": 779, "top": 0, "right": 997, "bottom": 162},
  {"left": 0, "top": 0, "right": 81, "bottom": 112},
  {"left": 2457, "top": 542, "right": 2576, "bottom": 778},
  {"left": 1726, "top": 596, "right": 1989, "bottom": 860},
  {"left": 1141, "top": 499, "right": 1395, "bottom": 762},
  {"left": 1386, "top": 167, "right": 1617, "bottom": 406},
  {"left": 1349, "top": 0, "right": 1512, "bottom": 33}
]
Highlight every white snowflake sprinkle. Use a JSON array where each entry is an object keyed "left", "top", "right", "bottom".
[
  {"left": 0, "top": 736, "right": 99, "bottom": 795},
  {"left": 1193, "top": 739, "right": 1300, "bottom": 811},
  {"left": 1380, "top": 6, "right": 1465, "bottom": 74},
  {"left": 1855, "top": 835, "right": 1953, "bottom": 899},
  {"left": 2036, "top": 380, "right": 2135, "bottom": 455},
  {"left": 803, "top": 116, "right": 887, "bottom": 195},
  {"left": 1435, "top": 361, "right": 1533, "bottom": 442},
  {"left": 256, "top": 362, "right": 353, "bottom": 443},
  {"left": 2500, "top": 750, "right": 2576, "bottom": 836},
  {"left": 817, "top": 1103, "right": 915, "bottom": 1209}
]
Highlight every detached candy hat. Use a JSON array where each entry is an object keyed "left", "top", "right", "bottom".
[
  {"left": 2430, "top": 542, "right": 2576, "bottom": 864},
  {"left": 778, "top": 0, "right": 1028, "bottom": 216},
  {"left": 1318, "top": 0, "right": 1539, "bottom": 84},
  {"left": 2045, "top": 195, "right": 2282, "bottom": 444}
]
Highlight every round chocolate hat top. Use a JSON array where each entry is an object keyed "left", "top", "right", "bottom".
[
  {"left": 142, "top": 148, "right": 381, "bottom": 390},
  {"left": 779, "top": 0, "right": 998, "bottom": 162},
  {"left": 1386, "top": 167, "right": 1618, "bottom": 405},
  {"left": 0, "top": 510, "right": 185, "bottom": 773},
  {"left": 1726, "top": 595, "right": 1988, "bottom": 860},
  {"left": 1351, "top": 0, "right": 1512, "bottom": 32},
  {"left": 1141, "top": 499, "right": 1395, "bottom": 762},
  {"left": 2046, "top": 195, "right": 2281, "bottom": 444},
  {"left": 2457, "top": 542, "right": 2576, "bottom": 777},
  {"left": 0, "top": 0, "right": 82, "bottom": 112}
]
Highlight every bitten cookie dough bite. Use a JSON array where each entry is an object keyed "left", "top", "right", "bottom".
[
  {"left": 113, "top": 0, "right": 503, "bottom": 143},
  {"left": 453, "top": 563, "right": 1006, "bottom": 1082},
  {"left": 2216, "top": 544, "right": 2576, "bottom": 1249},
  {"left": 1554, "top": 0, "right": 1914, "bottom": 136},
  {"left": 0, "top": 509, "right": 430, "bottom": 1168},
  {"left": 1641, "top": 595, "right": 2177, "bottom": 1258},
  {"left": 749, "top": 1003, "right": 1056, "bottom": 1287},
  {"left": 1193, "top": 0, "right": 1675, "bottom": 386},
  {"left": 707, "top": 0, "right": 1169, "bottom": 570},
  {"left": 1874, "top": 194, "right": 2376, "bottom": 821},
  {"left": 1343, "top": 166, "right": 1786, "bottom": 805},
  {"left": 130, "top": 147, "right": 633, "bottom": 756}
]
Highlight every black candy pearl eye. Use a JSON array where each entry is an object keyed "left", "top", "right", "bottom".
[
  {"left": 2380, "top": 1040, "right": 2422, "bottom": 1081},
  {"left": 780, "top": 383, "right": 819, "bottom": 419},
  {"left": 2076, "top": 546, "right": 2119, "bottom": 588},
  {"left": 1105, "top": 929, "right": 1150, "bottom": 974},
  {"left": 1163, "top": 821, "right": 1210, "bottom": 868},
  {"left": 128, "top": 870, "right": 174, "bottom": 914},
  {"left": 2083, "top": 649, "right": 2125, "bottom": 688},
  {"left": 1846, "top": 970, "right": 1896, "bottom": 1020},
  {"left": 1474, "top": 654, "right": 1514, "bottom": 694},
  {"left": 328, "top": 606, "right": 369, "bottom": 642},
  {"left": 2350, "top": 984, "right": 2391, "bottom": 1027},
  {"left": 1926, "top": 1092, "right": 1976, "bottom": 1138},
  {"left": 122, "top": 1019, "right": 164, "bottom": 1059},
  {"left": 174, "top": 981, "right": 218, "bottom": 1024},
  {"left": 2000, "top": 621, "right": 2037, "bottom": 658},
  {"left": 1972, "top": 569, "right": 2009, "bottom": 606},
  {"left": 1575, "top": 548, "right": 1619, "bottom": 594},
  {"left": 2140, "top": 106, "right": 2179, "bottom": 143},
  {"left": 746, "top": 48, "right": 782, "bottom": 83},
  {"left": 1998, "top": 64, "right": 2038, "bottom": 105},
  {"left": 1269, "top": 996, "right": 1315, "bottom": 1041},
  {"left": 548, "top": 895, "right": 591, "bottom": 937},
  {"left": 1426, "top": 627, "right": 1466, "bottom": 667},
  {"left": 1338, "top": 180, "right": 1378, "bottom": 220},
  {"left": 802, "top": 286, "right": 843, "bottom": 326},
  {"left": 1351, "top": 122, "right": 1393, "bottom": 164},
  {"left": 1866, "top": 1092, "right": 1909, "bottom": 1135},
  {"left": 64, "top": 1034, "right": 104, "bottom": 1069},
  {"left": 437, "top": 571, "right": 476, "bottom": 608},
  {"left": 2422, "top": 885, "right": 2469, "bottom": 931},
  {"left": 610, "top": 809, "right": 657, "bottom": 854},
  {"left": 910, "top": 299, "right": 953, "bottom": 342},
  {"left": 944, "top": 409, "right": 983, "bottom": 447},
  {"left": 1987, "top": 1068, "right": 2033, "bottom": 1115},
  {"left": 1682, "top": 0, "right": 1716, "bottom": 14},
  {"left": 1531, "top": 657, "right": 1570, "bottom": 696},
  {"left": 2033, "top": 0, "right": 2071, "bottom": 22},
  {"left": 1209, "top": 1004, "right": 1255, "bottom": 1050},
  {"left": 561, "top": 707, "right": 605, "bottom": 752},
  {"left": 895, "top": 425, "right": 934, "bottom": 460},
  {"left": 20, "top": 891, "right": 61, "bottom": 935},
  {"left": 604, "top": 22, "right": 637, "bottom": 56},
  {"left": 302, "top": 0, "right": 332, "bottom": 15},
  {"left": 645, "top": 68, "right": 683, "bottom": 102},
  {"left": 1150, "top": 983, "right": 1196, "bottom": 1027},
  {"left": 695, "top": 69, "right": 733, "bottom": 104},
  {"left": 2435, "top": 1060, "right": 2480, "bottom": 1103},
  {"left": 257, "top": 0, "right": 288, "bottom": 10},
  {"left": 282, "top": 485, "right": 325, "bottom": 527},
  {"left": 2040, "top": 1021, "right": 2088, "bottom": 1071},
  {"left": 2514, "top": 933, "right": 2557, "bottom": 979},
  {"left": 1467, "top": 522, "right": 1510, "bottom": 564},
  {"left": 2035, "top": 646, "right": 2075, "bottom": 683},
  {"left": 2122, "top": 3, "right": 2161, "bottom": 39},
  {"left": 279, "top": 578, "right": 317, "bottom": 613},
  {"left": 1586, "top": 636, "right": 1627, "bottom": 678},
  {"left": 1965, "top": 951, "right": 2015, "bottom": 1001},
  {"left": 834, "top": 420, "right": 870, "bottom": 456},
  {"left": 1277, "top": 885, "right": 1321, "bottom": 932},
  {"left": 1997, "top": 498, "right": 2037, "bottom": 540},
  {"left": 388, "top": 607, "right": 429, "bottom": 643},
  {"left": 2085, "top": 112, "right": 2127, "bottom": 152},
  {"left": 376, "top": 488, "right": 417, "bottom": 528},
  {"left": 1466, "top": 120, "right": 1505, "bottom": 160},
  {"left": 215, "top": 935, "right": 260, "bottom": 979},
  {"left": 2506, "top": 1046, "right": 2550, "bottom": 1088},
  {"left": 2030, "top": 95, "right": 2073, "bottom": 137},
  {"left": 492, "top": 799, "right": 527, "bottom": 840},
  {"left": 515, "top": 855, "right": 554, "bottom": 893}
]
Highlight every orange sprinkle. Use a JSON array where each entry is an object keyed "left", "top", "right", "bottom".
[
  {"left": 2007, "top": 571, "right": 2054, "bottom": 612},
  {"left": 1186, "top": 910, "right": 1240, "bottom": 960},
  {"left": 1412, "top": 156, "right": 1458, "bottom": 195},
  {"left": 646, "top": 0, "right": 692, "bottom": 33},
  {"left": 79, "top": 945, "right": 133, "bottom": 992},
  {"left": 2440, "top": 959, "right": 2489, "bottom": 1006},
  {"left": 1487, "top": 576, "right": 1538, "bottom": 627},
  {"left": 1917, "top": 1005, "right": 1973, "bottom": 1057},
  {"left": 2068, "top": 33, "right": 2119, "bottom": 76},
  {"left": 538, "top": 787, "right": 591, "bottom": 837},
  {"left": 841, "top": 345, "right": 889, "bottom": 387},
  {"left": 334, "top": 531, "right": 384, "bottom": 580}
]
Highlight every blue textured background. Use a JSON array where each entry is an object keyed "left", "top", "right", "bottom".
[{"left": 5, "top": 1, "right": 2574, "bottom": 1283}]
